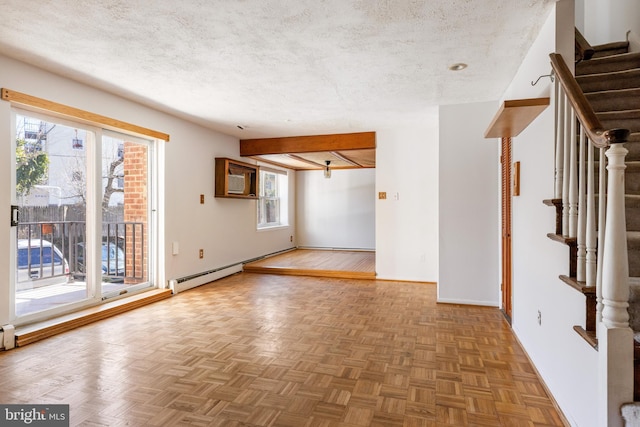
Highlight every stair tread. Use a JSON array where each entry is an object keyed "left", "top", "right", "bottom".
[
  {"left": 577, "top": 68, "right": 640, "bottom": 93},
  {"left": 585, "top": 88, "right": 640, "bottom": 113},
  {"left": 597, "top": 109, "right": 640, "bottom": 118},
  {"left": 576, "top": 51, "right": 640, "bottom": 75},
  {"left": 583, "top": 51, "right": 640, "bottom": 60},
  {"left": 592, "top": 40, "right": 630, "bottom": 52},
  {"left": 586, "top": 87, "right": 640, "bottom": 98}
]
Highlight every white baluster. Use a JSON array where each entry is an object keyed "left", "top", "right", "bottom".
[
  {"left": 586, "top": 137, "right": 597, "bottom": 288},
  {"left": 555, "top": 83, "right": 564, "bottom": 200},
  {"left": 577, "top": 127, "right": 586, "bottom": 282},
  {"left": 569, "top": 109, "right": 578, "bottom": 238},
  {"left": 596, "top": 146, "right": 607, "bottom": 327},
  {"left": 601, "top": 143, "right": 629, "bottom": 328},
  {"left": 562, "top": 94, "right": 571, "bottom": 236}
]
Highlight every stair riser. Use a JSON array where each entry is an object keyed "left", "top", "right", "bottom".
[
  {"left": 591, "top": 205, "right": 640, "bottom": 231},
  {"left": 595, "top": 168, "right": 640, "bottom": 194},
  {"left": 592, "top": 47, "right": 629, "bottom": 58},
  {"left": 578, "top": 71, "right": 640, "bottom": 92},
  {"left": 587, "top": 91, "right": 640, "bottom": 112},
  {"left": 629, "top": 247, "right": 640, "bottom": 277},
  {"left": 628, "top": 281, "right": 640, "bottom": 330},
  {"left": 599, "top": 117, "right": 640, "bottom": 133},
  {"left": 593, "top": 143, "right": 640, "bottom": 162},
  {"left": 576, "top": 54, "right": 640, "bottom": 76},
  {"left": 627, "top": 206, "right": 640, "bottom": 231}
]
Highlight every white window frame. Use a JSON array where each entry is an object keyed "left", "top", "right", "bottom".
[{"left": 257, "top": 167, "right": 288, "bottom": 229}]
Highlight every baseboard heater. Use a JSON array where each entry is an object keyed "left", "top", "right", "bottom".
[
  {"left": 168, "top": 247, "right": 296, "bottom": 294},
  {"left": 0, "top": 324, "right": 15, "bottom": 351}
]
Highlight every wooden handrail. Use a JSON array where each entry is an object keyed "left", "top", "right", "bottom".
[
  {"left": 575, "top": 28, "right": 595, "bottom": 61},
  {"left": 549, "top": 53, "right": 629, "bottom": 148}
]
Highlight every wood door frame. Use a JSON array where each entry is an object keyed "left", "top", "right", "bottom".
[{"left": 501, "top": 137, "right": 513, "bottom": 323}]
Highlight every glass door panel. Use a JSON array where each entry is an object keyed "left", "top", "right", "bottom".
[
  {"left": 14, "top": 114, "right": 89, "bottom": 317},
  {"left": 101, "top": 132, "right": 152, "bottom": 297}
]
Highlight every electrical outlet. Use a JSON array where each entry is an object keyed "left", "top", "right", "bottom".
[
  {"left": 199, "top": 249, "right": 204, "bottom": 259},
  {"left": 200, "top": 194, "right": 205, "bottom": 204},
  {"left": 290, "top": 235, "right": 293, "bottom": 242},
  {"left": 537, "top": 310, "right": 542, "bottom": 325}
]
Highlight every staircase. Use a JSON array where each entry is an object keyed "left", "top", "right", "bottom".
[
  {"left": 576, "top": 39, "right": 640, "bottom": 350},
  {"left": 545, "top": 32, "right": 640, "bottom": 414}
]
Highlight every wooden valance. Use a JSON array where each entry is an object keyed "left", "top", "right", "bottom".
[{"left": 1, "top": 88, "right": 170, "bottom": 141}]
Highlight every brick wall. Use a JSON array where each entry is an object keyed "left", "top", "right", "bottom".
[{"left": 123, "top": 142, "right": 148, "bottom": 284}]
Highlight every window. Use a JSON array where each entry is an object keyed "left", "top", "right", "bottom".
[{"left": 258, "top": 168, "right": 288, "bottom": 229}]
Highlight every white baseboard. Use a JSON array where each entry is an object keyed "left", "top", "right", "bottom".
[{"left": 436, "top": 297, "right": 499, "bottom": 307}]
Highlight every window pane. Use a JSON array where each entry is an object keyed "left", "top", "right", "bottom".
[
  {"left": 15, "top": 113, "right": 88, "bottom": 316},
  {"left": 101, "top": 132, "right": 152, "bottom": 294},
  {"left": 264, "top": 173, "right": 277, "bottom": 197},
  {"left": 258, "top": 169, "right": 287, "bottom": 228}
]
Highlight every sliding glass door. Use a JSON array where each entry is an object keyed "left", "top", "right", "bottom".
[
  {"left": 100, "top": 131, "right": 153, "bottom": 298},
  {"left": 11, "top": 111, "right": 154, "bottom": 320}
]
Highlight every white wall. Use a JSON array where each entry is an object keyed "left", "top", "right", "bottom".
[
  {"left": 501, "top": 4, "right": 599, "bottom": 426},
  {"left": 579, "top": 0, "right": 640, "bottom": 45},
  {"left": 375, "top": 120, "right": 439, "bottom": 283},
  {"left": 0, "top": 54, "right": 295, "bottom": 325},
  {"left": 438, "top": 101, "right": 499, "bottom": 306},
  {"left": 296, "top": 168, "right": 375, "bottom": 250}
]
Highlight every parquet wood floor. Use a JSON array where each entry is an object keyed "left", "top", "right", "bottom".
[{"left": 0, "top": 273, "right": 566, "bottom": 426}]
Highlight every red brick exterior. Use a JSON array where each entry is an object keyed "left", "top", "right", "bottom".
[{"left": 123, "top": 142, "right": 148, "bottom": 284}]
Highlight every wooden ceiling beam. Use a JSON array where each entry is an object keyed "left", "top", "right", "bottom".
[
  {"left": 240, "top": 131, "right": 375, "bottom": 156},
  {"left": 331, "top": 151, "right": 361, "bottom": 167},
  {"left": 286, "top": 154, "right": 325, "bottom": 169}
]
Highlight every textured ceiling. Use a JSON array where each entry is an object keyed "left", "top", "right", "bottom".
[{"left": 0, "top": 1, "right": 554, "bottom": 139}]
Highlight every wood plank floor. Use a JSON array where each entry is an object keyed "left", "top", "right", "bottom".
[
  {"left": 0, "top": 273, "right": 566, "bottom": 426},
  {"left": 244, "top": 249, "right": 376, "bottom": 280}
]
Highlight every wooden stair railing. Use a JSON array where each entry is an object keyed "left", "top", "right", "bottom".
[
  {"left": 549, "top": 51, "right": 634, "bottom": 423},
  {"left": 550, "top": 53, "right": 629, "bottom": 148},
  {"left": 550, "top": 52, "right": 629, "bottom": 322}
]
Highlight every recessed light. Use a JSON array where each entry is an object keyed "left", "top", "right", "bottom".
[{"left": 449, "top": 63, "right": 467, "bottom": 71}]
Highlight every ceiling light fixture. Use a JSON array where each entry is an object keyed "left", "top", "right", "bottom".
[
  {"left": 449, "top": 63, "right": 468, "bottom": 71},
  {"left": 324, "top": 160, "right": 331, "bottom": 179}
]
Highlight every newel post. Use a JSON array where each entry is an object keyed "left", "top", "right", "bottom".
[{"left": 598, "top": 142, "right": 633, "bottom": 427}]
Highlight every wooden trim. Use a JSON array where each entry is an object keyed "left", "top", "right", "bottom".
[
  {"left": 543, "top": 198, "right": 563, "bottom": 235},
  {"left": 501, "top": 137, "right": 513, "bottom": 321},
  {"left": 1, "top": 88, "right": 170, "bottom": 141},
  {"left": 573, "top": 325, "right": 598, "bottom": 349},
  {"left": 243, "top": 265, "right": 376, "bottom": 280},
  {"left": 549, "top": 54, "right": 628, "bottom": 147},
  {"left": 287, "top": 153, "right": 325, "bottom": 168},
  {"left": 484, "top": 98, "right": 549, "bottom": 138},
  {"left": 15, "top": 289, "right": 172, "bottom": 347},
  {"left": 331, "top": 151, "right": 361, "bottom": 167},
  {"left": 240, "top": 131, "right": 375, "bottom": 156},
  {"left": 259, "top": 165, "right": 288, "bottom": 175},
  {"left": 575, "top": 28, "right": 595, "bottom": 61}
]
